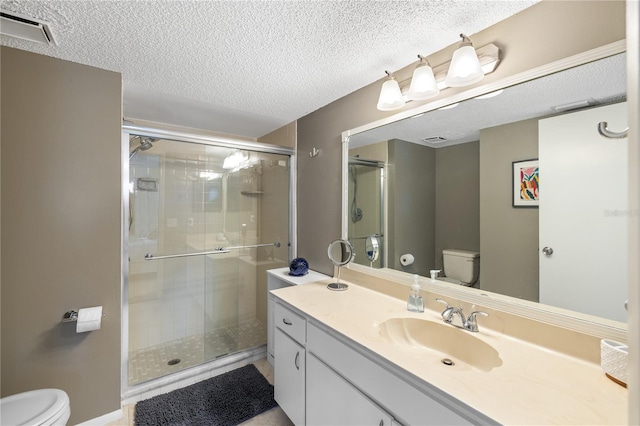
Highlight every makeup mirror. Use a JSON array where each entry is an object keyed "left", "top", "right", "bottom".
[{"left": 327, "top": 239, "right": 355, "bottom": 291}]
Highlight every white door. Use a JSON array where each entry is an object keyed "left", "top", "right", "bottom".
[{"left": 538, "top": 102, "right": 628, "bottom": 322}]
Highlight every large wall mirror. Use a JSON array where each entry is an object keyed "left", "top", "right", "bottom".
[{"left": 343, "top": 44, "right": 628, "bottom": 333}]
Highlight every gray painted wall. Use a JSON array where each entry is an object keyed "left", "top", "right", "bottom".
[
  {"left": 479, "top": 118, "right": 539, "bottom": 301},
  {"left": 388, "top": 140, "right": 436, "bottom": 276},
  {"left": 435, "top": 142, "right": 481, "bottom": 274},
  {"left": 1, "top": 47, "right": 122, "bottom": 424}
]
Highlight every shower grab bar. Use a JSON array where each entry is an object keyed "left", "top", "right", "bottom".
[
  {"left": 350, "top": 234, "right": 384, "bottom": 240},
  {"left": 144, "top": 241, "right": 281, "bottom": 261}
]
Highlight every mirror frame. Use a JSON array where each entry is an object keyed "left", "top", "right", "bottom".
[{"left": 341, "top": 40, "right": 627, "bottom": 342}]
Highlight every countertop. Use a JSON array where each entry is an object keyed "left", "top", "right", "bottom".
[{"left": 271, "top": 279, "right": 628, "bottom": 425}]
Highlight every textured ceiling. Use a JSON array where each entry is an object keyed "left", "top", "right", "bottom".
[
  {"left": 0, "top": 0, "right": 537, "bottom": 138},
  {"left": 349, "top": 53, "right": 627, "bottom": 149}
]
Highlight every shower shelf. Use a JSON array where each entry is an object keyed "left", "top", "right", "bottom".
[{"left": 241, "top": 191, "right": 264, "bottom": 195}]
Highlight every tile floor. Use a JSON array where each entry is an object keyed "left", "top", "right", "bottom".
[
  {"left": 128, "top": 319, "right": 267, "bottom": 385},
  {"left": 108, "top": 358, "right": 293, "bottom": 426}
]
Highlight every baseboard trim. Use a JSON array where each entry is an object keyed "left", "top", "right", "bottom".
[{"left": 76, "top": 408, "right": 123, "bottom": 426}]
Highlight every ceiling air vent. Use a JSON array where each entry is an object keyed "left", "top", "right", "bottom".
[
  {"left": 421, "top": 136, "right": 447, "bottom": 144},
  {"left": 0, "top": 9, "right": 56, "bottom": 45}
]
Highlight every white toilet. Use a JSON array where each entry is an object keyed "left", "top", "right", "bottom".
[
  {"left": 441, "top": 249, "right": 480, "bottom": 287},
  {"left": 0, "top": 389, "right": 70, "bottom": 426}
]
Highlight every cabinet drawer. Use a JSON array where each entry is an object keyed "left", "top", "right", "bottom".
[{"left": 275, "top": 302, "right": 306, "bottom": 344}]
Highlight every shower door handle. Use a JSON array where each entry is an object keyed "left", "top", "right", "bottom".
[{"left": 294, "top": 351, "right": 300, "bottom": 370}]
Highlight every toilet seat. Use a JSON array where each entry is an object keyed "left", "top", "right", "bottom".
[{"left": 1, "top": 388, "right": 70, "bottom": 426}]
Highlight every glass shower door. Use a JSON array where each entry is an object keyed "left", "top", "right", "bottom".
[
  {"left": 347, "top": 160, "right": 385, "bottom": 268},
  {"left": 127, "top": 135, "right": 290, "bottom": 386}
]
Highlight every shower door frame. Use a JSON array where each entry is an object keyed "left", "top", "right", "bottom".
[
  {"left": 120, "top": 124, "right": 296, "bottom": 398},
  {"left": 347, "top": 157, "right": 386, "bottom": 269}
]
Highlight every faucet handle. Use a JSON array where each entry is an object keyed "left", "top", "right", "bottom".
[
  {"left": 435, "top": 298, "right": 455, "bottom": 322},
  {"left": 465, "top": 311, "right": 488, "bottom": 332},
  {"left": 435, "top": 298, "right": 451, "bottom": 308}
]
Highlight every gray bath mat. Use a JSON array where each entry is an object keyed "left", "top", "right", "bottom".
[{"left": 134, "top": 364, "right": 278, "bottom": 425}]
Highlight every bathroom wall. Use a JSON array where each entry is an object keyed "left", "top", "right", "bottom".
[
  {"left": 388, "top": 139, "right": 436, "bottom": 276},
  {"left": 434, "top": 142, "right": 481, "bottom": 273},
  {"left": 1, "top": 47, "right": 122, "bottom": 424},
  {"left": 480, "top": 118, "right": 539, "bottom": 301},
  {"left": 296, "top": 0, "right": 626, "bottom": 276},
  {"left": 258, "top": 121, "right": 296, "bottom": 148}
]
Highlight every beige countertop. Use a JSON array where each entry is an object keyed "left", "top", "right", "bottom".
[{"left": 272, "top": 279, "right": 628, "bottom": 425}]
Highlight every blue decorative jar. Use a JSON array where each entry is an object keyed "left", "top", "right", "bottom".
[{"left": 289, "top": 257, "right": 309, "bottom": 276}]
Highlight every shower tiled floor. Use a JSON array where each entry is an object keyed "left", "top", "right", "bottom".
[{"left": 128, "top": 319, "right": 267, "bottom": 385}]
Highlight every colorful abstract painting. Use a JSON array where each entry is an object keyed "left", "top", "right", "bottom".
[{"left": 512, "top": 159, "right": 539, "bottom": 207}]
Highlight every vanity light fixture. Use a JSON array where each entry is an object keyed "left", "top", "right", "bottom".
[
  {"left": 376, "top": 34, "right": 500, "bottom": 112},
  {"left": 445, "top": 34, "right": 485, "bottom": 87},
  {"left": 376, "top": 71, "right": 405, "bottom": 111},
  {"left": 407, "top": 55, "right": 440, "bottom": 101}
]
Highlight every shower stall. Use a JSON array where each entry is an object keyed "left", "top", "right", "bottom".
[
  {"left": 347, "top": 157, "right": 385, "bottom": 268},
  {"left": 123, "top": 128, "right": 293, "bottom": 390}
]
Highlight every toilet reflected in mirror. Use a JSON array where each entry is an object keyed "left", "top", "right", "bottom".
[{"left": 327, "top": 239, "right": 355, "bottom": 291}]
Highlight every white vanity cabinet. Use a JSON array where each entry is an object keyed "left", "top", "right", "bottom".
[
  {"left": 274, "top": 302, "right": 307, "bottom": 426},
  {"left": 306, "top": 323, "right": 488, "bottom": 426},
  {"left": 267, "top": 267, "right": 329, "bottom": 365},
  {"left": 306, "top": 353, "right": 394, "bottom": 426},
  {"left": 271, "top": 295, "right": 495, "bottom": 426}
]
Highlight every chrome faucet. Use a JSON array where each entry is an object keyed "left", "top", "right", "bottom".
[{"left": 435, "top": 298, "right": 488, "bottom": 332}]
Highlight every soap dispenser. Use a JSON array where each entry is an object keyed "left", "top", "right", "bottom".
[{"left": 407, "top": 274, "right": 424, "bottom": 312}]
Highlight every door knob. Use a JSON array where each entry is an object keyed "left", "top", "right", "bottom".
[{"left": 542, "top": 247, "right": 554, "bottom": 255}]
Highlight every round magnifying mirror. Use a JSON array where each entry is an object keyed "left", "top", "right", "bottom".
[
  {"left": 327, "top": 239, "right": 354, "bottom": 291},
  {"left": 365, "top": 235, "right": 380, "bottom": 263}
]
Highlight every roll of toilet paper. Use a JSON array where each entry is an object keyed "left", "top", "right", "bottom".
[
  {"left": 76, "top": 306, "right": 102, "bottom": 333},
  {"left": 400, "top": 254, "right": 415, "bottom": 266}
]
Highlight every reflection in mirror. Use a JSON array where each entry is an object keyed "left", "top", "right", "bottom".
[
  {"left": 346, "top": 53, "right": 628, "bottom": 324},
  {"left": 348, "top": 158, "right": 385, "bottom": 269},
  {"left": 327, "top": 239, "right": 355, "bottom": 291},
  {"left": 365, "top": 234, "right": 380, "bottom": 264}
]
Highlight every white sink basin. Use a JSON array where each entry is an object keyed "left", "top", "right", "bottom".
[{"left": 378, "top": 317, "right": 502, "bottom": 372}]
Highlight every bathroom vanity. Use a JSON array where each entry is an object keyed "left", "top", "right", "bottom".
[
  {"left": 267, "top": 267, "right": 330, "bottom": 366},
  {"left": 270, "top": 273, "right": 627, "bottom": 425}
]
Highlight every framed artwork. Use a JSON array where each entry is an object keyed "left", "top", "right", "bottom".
[{"left": 512, "top": 159, "right": 539, "bottom": 207}]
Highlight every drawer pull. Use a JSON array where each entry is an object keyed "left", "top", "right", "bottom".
[
  {"left": 379, "top": 420, "right": 384, "bottom": 426},
  {"left": 282, "top": 318, "right": 293, "bottom": 326},
  {"left": 295, "top": 351, "right": 300, "bottom": 370}
]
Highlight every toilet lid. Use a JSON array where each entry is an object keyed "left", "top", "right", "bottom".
[{"left": 1, "top": 389, "right": 69, "bottom": 426}]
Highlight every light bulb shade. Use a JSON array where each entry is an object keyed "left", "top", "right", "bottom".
[
  {"left": 407, "top": 63, "right": 439, "bottom": 100},
  {"left": 376, "top": 77, "right": 405, "bottom": 111},
  {"left": 445, "top": 44, "right": 484, "bottom": 87}
]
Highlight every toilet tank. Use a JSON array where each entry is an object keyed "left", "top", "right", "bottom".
[{"left": 442, "top": 249, "right": 480, "bottom": 284}]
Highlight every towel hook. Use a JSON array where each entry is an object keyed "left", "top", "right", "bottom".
[{"left": 598, "top": 122, "right": 628, "bottom": 139}]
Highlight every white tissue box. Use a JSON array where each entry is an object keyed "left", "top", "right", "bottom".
[{"left": 600, "top": 339, "right": 628, "bottom": 386}]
